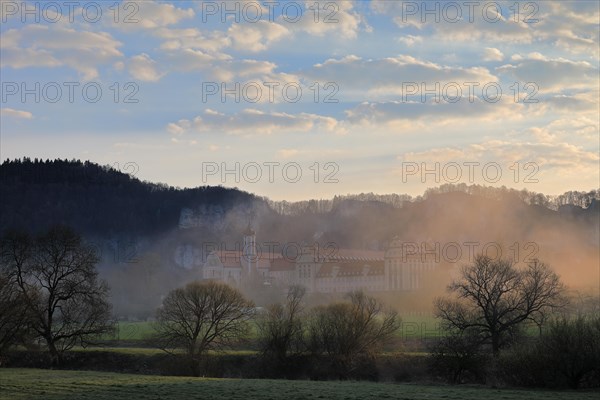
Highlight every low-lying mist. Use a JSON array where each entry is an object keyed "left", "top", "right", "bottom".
[{"left": 99, "top": 191, "right": 599, "bottom": 319}]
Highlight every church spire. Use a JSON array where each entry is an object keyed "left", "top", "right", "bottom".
[{"left": 243, "top": 211, "right": 257, "bottom": 275}]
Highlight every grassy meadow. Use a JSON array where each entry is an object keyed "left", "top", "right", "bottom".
[
  {"left": 111, "top": 315, "right": 443, "bottom": 342},
  {"left": 1, "top": 369, "right": 598, "bottom": 400}
]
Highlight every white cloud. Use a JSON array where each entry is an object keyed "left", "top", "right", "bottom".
[
  {"left": 156, "top": 28, "right": 231, "bottom": 53},
  {"left": 0, "top": 25, "right": 122, "bottom": 79},
  {"left": 529, "top": 111, "right": 599, "bottom": 144},
  {"left": 164, "top": 47, "right": 298, "bottom": 85},
  {"left": 371, "top": 0, "right": 534, "bottom": 43},
  {"left": 497, "top": 53, "right": 598, "bottom": 93},
  {"left": 0, "top": 46, "right": 61, "bottom": 69},
  {"left": 372, "top": 0, "right": 599, "bottom": 57},
  {"left": 398, "top": 139, "right": 599, "bottom": 189},
  {"left": 154, "top": 24, "right": 290, "bottom": 83},
  {"left": 167, "top": 120, "right": 190, "bottom": 136},
  {"left": 483, "top": 47, "right": 504, "bottom": 62},
  {"left": 346, "top": 96, "right": 520, "bottom": 127},
  {"left": 228, "top": 21, "right": 290, "bottom": 52},
  {"left": 1, "top": 108, "right": 33, "bottom": 119},
  {"left": 286, "top": 0, "right": 366, "bottom": 39},
  {"left": 543, "top": 92, "right": 599, "bottom": 113},
  {"left": 302, "top": 55, "right": 498, "bottom": 100},
  {"left": 188, "top": 0, "right": 366, "bottom": 40},
  {"left": 110, "top": 1, "right": 195, "bottom": 30},
  {"left": 128, "top": 53, "right": 164, "bottom": 82},
  {"left": 403, "top": 140, "right": 597, "bottom": 166},
  {"left": 164, "top": 48, "right": 232, "bottom": 79},
  {"left": 167, "top": 108, "right": 341, "bottom": 136},
  {"left": 396, "top": 35, "right": 423, "bottom": 47},
  {"left": 535, "top": 1, "right": 600, "bottom": 57},
  {"left": 154, "top": 21, "right": 289, "bottom": 54},
  {"left": 278, "top": 148, "right": 302, "bottom": 158}
]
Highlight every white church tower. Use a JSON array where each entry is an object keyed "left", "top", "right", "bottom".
[{"left": 242, "top": 225, "right": 257, "bottom": 276}]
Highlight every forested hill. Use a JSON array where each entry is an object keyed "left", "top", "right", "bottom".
[
  {"left": 1, "top": 158, "right": 598, "bottom": 244},
  {"left": 0, "top": 158, "right": 262, "bottom": 235}
]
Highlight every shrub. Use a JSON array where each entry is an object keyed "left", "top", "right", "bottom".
[{"left": 428, "top": 330, "right": 489, "bottom": 384}]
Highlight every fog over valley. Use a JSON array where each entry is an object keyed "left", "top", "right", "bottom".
[{"left": 2, "top": 159, "right": 597, "bottom": 318}]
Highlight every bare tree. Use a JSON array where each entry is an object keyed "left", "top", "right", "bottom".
[
  {"left": 153, "top": 280, "right": 254, "bottom": 376},
  {"left": 0, "top": 227, "right": 114, "bottom": 364},
  {"left": 435, "top": 255, "right": 565, "bottom": 357},
  {"left": 258, "top": 285, "right": 306, "bottom": 368},
  {"left": 308, "top": 290, "right": 399, "bottom": 376},
  {"left": 0, "top": 231, "right": 32, "bottom": 356},
  {"left": 0, "top": 267, "right": 31, "bottom": 356},
  {"left": 428, "top": 329, "right": 488, "bottom": 384},
  {"left": 542, "top": 314, "right": 600, "bottom": 389}
]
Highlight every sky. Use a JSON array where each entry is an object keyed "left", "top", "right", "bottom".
[{"left": 1, "top": 0, "right": 599, "bottom": 201}]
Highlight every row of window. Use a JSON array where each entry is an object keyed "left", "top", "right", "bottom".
[
  {"left": 298, "top": 265, "right": 312, "bottom": 279},
  {"left": 317, "top": 285, "right": 385, "bottom": 293}
]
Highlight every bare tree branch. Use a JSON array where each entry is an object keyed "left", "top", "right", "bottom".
[
  {"left": 153, "top": 280, "right": 254, "bottom": 376},
  {"left": 435, "top": 254, "right": 565, "bottom": 356}
]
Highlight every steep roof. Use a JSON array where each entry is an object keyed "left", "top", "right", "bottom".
[
  {"left": 212, "top": 251, "right": 242, "bottom": 268},
  {"left": 269, "top": 257, "right": 295, "bottom": 271},
  {"left": 211, "top": 250, "right": 271, "bottom": 269}
]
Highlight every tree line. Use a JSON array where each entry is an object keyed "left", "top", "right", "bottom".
[
  {"left": 430, "top": 255, "right": 599, "bottom": 388},
  {"left": 0, "top": 158, "right": 261, "bottom": 235},
  {"left": 1, "top": 226, "right": 598, "bottom": 388},
  {"left": 2, "top": 159, "right": 597, "bottom": 237},
  {"left": 268, "top": 184, "right": 600, "bottom": 215}
]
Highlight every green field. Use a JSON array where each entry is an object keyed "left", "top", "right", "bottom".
[
  {"left": 0, "top": 369, "right": 597, "bottom": 400},
  {"left": 71, "top": 346, "right": 167, "bottom": 356},
  {"left": 112, "top": 321, "right": 261, "bottom": 341},
  {"left": 88, "top": 317, "right": 446, "bottom": 356},
  {"left": 112, "top": 316, "right": 443, "bottom": 342},
  {"left": 72, "top": 346, "right": 256, "bottom": 356},
  {"left": 113, "top": 321, "right": 155, "bottom": 341}
]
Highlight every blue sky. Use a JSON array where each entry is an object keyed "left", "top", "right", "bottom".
[{"left": 1, "top": 0, "right": 598, "bottom": 200}]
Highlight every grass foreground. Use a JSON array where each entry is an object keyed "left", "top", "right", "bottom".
[{"left": 1, "top": 369, "right": 598, "bottom": 400}]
